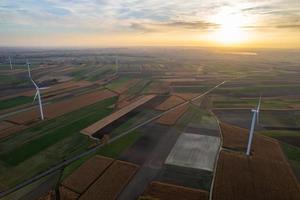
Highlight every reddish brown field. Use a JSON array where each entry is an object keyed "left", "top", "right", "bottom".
[
  {"left": 220, "top": 122, "right": 286, "bottom": 161},
  {"left": 213, "top": 151, "right": 300, "bottom": 200},
  {"left": 155, "top": 96, "right": 185, "bottom": 111},
  {"left": 142, "top": 181, "right": 209, "bottom": 200},
  {"left": 0, "top": 121, "right": 25, "bottom": 139},
  {"left": 8, "top": 89, "right": 116, "bottom": 125},
  {"left": 62, "top": 155, "right": 114, "bottom": 194},
  {"left": 157, "top": 104, "right": 189, "bottom": 125},
  {"left": 79, "top": 160, "right": 139, "bottom": 200},
  {"left": 59, "top": 186, "right": 80, "bottom": 200},
  {"left": 213, "top": 123, "right": 300, "bottom": 200}
]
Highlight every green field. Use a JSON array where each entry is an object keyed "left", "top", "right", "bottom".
[
  {"left": 175, "top": 105, "right": 218, "bottom": 131},
  {"left": 0, "top": 96, "right": 33, "bottom": 110},
  {"left": 105, "top": 77, "right": 132, "bottom": 91},
  {"left": 212, "top": 96, "right": 300, "bottom": 109},
  {"left": 0, "top": 97, "right": 117, "bottom": 166},
  {"left": 0, "top": 97, "right": 118, "bottom": 187}
]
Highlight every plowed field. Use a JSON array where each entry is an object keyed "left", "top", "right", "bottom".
[
  {"left": 79, "top": 160, "right": 138, "bottom": 200},
  {"left": 142, "top": 181, "right": 209, "bottom": 200},
  {"left": 62, "top": 155, "right": 113, "bottom": 194},
  {"left": 157, "top": 104, "right": 189, "bottom": 125}
]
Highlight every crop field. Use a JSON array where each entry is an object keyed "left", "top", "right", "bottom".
[
  {"left": 213, "top": 151, "right": 300, "bottom": 200},
  {"left": 141, "top": 181, "right": 209, "bottom": 200},
  {"left": 0, "top": 96, "right": 32, "bottom": 111},
  {"left": 212, "top": 95, "right": 300, "bottom": 109},
  {"left": 165, "top": 133, "right": 220, "bottom": 171},
  {"left": 62, "top": 155, "right": 114, "bottom": 194},
  {"left": 171, "top": 92, "right": 200, "bottom": 100},
  {"left": 145, "top": 81, "right": 170, "bottom": 94},
  {"left": 156, "top": 164, "right": 212, "bottom": 191},
  {"left": 1, "top": 48, "right": 300, "bottom": 199},
  {"left": 157, "top": 104, "right": 189, "bottom": 125},
  {"left": 81, "top": 94, "right": 155, "bottom": 137},
  {"left": 155, "top": 95, "right": 185, "bottom": 111},
  {"left": 106, "top": 77, "right": 140, "bottom": 93},
  {"left": 0, "top": 97, "right": 117, "bottom": 188},
  {"left": 79, "top": 160, "right": 139, "bottom": 200},
  {"left": 8, "top": 89, "right": 116, "bottom": 125},
  {"left": 59, "top": 186, "right": 80, "bottom": 200}
]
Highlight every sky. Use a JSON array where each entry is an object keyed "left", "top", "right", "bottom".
[{"left": 0, "top": 0, "right": 300, "bottom": 48}]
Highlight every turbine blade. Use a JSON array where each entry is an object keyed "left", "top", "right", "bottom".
[
  {"left": 32, "top": 91, "right": 38, "bottom": 103},
  {"left": 257, "top": 96, "right": 262, "bottom": 123},
  {"left": 39, "top": 87, "right": 50, "bottom": 90}
]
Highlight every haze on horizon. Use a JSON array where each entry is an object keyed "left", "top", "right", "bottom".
[{"left": 0, "top": 0, "right": 300, "bottom": 48}]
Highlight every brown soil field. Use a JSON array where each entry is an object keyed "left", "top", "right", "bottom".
[
  {"left": 172, "top": 92, "right": 200, "bottom": 100},
  {"left": 62, "top": 155, "right": 114, "bottom": 194},
  {"left": 142, "top": 181, "right": 209, "bottom": 200},
  {"left": 0, "top": 121, "right": 25, "bottom": 139},
  {"left": 220, "top": 122, "right": 287, "bottom": 161},
  {"left": 155, "top": 96, "right": 185, "bottom": 111},
  {"left": 79, "top": 160, "right": 139, "bottom": 200},
  {"left": 157, "top": 104, "right": 189, "bottom": 125},
  {"left": 213, "top": 151, "right": 300, "bottom": 200},
  {"left": 8, "top": 89, "right": 116, "bottom": 125},
  {"left": 81, "top": 95, "right": 156, "bottom": 136},
  {"left": 59, "top": 186, "right": 80, "bottom": 200}
]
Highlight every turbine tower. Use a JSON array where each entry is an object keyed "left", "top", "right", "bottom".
[
  {"left": 27, "top": 59, "right": 49, "bottom": 120},
  {"left": 8, "top": 56, "right": 13, "bottom": 70},
  {"left": 246, "top": 96, "right": 261, "bottom": 156}
]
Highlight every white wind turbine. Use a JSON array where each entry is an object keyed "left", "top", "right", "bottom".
[
  {"left": 8, "top": 56, "right": 13, "bottom": 70},
  {"left": 27, "top": 60, "right": 49, "bottom": 120},
  {"left": 246, "top": 96, "right": 262, "bottom": 156}
]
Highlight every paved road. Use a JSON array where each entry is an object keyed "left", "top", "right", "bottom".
[{"left": 0, "top": 81, "right": 226, "bottom": 198}]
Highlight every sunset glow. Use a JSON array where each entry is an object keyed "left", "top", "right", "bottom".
[{"left": 0, "top": 0, "right": 299, "bottom": 48}]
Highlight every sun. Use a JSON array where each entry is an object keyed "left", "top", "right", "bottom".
[{"left": 210, "top": 13, "right": 250, "bottom": 45}]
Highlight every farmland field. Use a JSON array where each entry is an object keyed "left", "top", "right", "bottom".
[
  {"left": 157, "top": 104, "right": 189, "bottom": 125},
  {"left": 62, "top": 155, "right": 113, "bottom": 194},
  {"left": 79, "top": 160, "right": 138, "bottom": 200},
  {"left": 0, "top": 97, "right": 117, "bottom": 188},
  {"left": 142, "top": 181, "right": 209, "bottom": 200},
  {"left": 165, "top": 133, "right": 220, "bottom": 171},
  {"left": 0, "top": 96, "right": 32, "bottom": 111},
  {"left": 0, "top": 47, "right": 300, "bottom": 199}
]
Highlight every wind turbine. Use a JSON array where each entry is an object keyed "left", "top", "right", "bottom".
[
  {"left": 246, "top": 96, "right": 262, "bottom": 156},
  {"left": 27, "top": 59, "right": 49, "bottom": 120},
  {"left": 8, "top": 56, "right": 13, "bottom": 70}
]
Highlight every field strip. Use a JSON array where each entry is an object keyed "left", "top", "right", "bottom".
[
  {"left": 81, "top": 94, "right": 156, "bottom": 137},
  {"left": 0, "top": 81, "right": 226, "bottom": 198}
]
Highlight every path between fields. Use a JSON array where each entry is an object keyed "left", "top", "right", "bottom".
[{"left": 0, "top": 81, "right": 226, "bottom": 198}]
